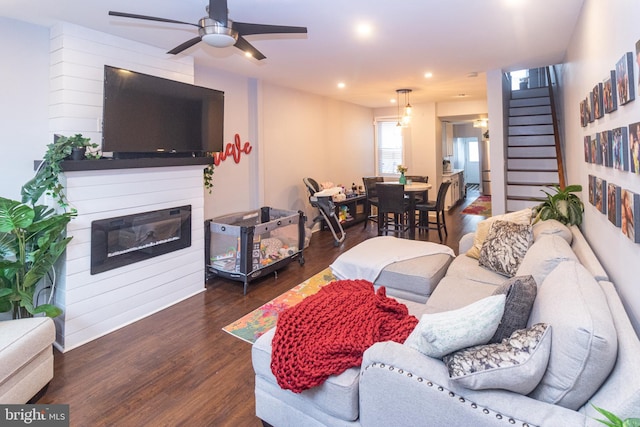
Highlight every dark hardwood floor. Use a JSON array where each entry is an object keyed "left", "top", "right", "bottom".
[{"left": 37, "top": 187, "right": 485, "bottom": 426}]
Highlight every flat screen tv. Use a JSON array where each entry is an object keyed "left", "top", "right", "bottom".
[{"left": 102, "top": 65, "right": 224, "bottom": 158}]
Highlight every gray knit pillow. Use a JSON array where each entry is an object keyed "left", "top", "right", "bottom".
[{"left": 490, "top": 275, "right": 537, "bottom": 343}]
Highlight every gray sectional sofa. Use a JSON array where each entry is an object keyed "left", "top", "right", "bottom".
[{"left": 252, "top": 217, "right": 640, "bottom": 427}]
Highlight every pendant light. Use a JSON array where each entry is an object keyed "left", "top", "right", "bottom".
[{"left": 396, "top": 89, "right": 412, "bottom": 127}]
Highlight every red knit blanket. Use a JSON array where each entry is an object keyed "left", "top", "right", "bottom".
[{"left": 270, "top": 279, "right": 418, "bottom": 393}]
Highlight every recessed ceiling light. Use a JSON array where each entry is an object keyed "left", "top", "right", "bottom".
[
  {"left": 424, "top": 72, "right": 433, "bottom": 78},
  {"left": 390, "top": 98, "right": 396, "bottom": 103},
  {"left": 244, "top": 52, "right": 253, "bottom": 58},
  {"left": 467, "top": 72, "right": 478, "bottom": 78},
  {"left": 337, "top": 82, "right": 346, "bottom": 89}
]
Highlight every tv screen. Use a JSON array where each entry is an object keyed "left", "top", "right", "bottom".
[{"left": 102, "top": 65, "right": 224, "bottom": 157}]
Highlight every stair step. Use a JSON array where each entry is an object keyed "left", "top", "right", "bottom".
[
  {"left": 508, "top": 170, "right": 560, "bottom": 183},
  {"left": 510, "top": 97, "right": 550, "bottom": 108},
  {"left": 510, "top": 105, "right": 552, "bottom": 116},
  {"left": 511, "top": 87, "right": 549, "bottom": 99},
  {"left": 509, "top": 115, "right": 553, "bottom": 126},
  {"left": 509, "top": 124, "right": 555, "bottom": 136},
  {"left": 507, "top": 184, "right": 552, "bottom": 198},
  {"left": 509, "top": 135, "right": 556, "bottom": 146},
  {"left": 508, "top": 146, "right": 557, "bottom": 157},
  {"left": 507, "top": 198, "right": 542, "bottom": 212},
  {"left": 508, "top": 158, "right": 558, "bottom": 170}
]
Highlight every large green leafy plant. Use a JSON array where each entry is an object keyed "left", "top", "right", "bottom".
[
  {"left": 0, "top": 135, "right": 89, "bottom": 319},
  {"left": 0, "top": 197, "right": 74, "bottom": 318},
  {"left": 533, "top": 184, "right": 584, "bottom": 226}
]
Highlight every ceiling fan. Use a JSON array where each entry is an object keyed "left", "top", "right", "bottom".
[{"left": 108, "top": 0, "right": 307, "bottom": 60}]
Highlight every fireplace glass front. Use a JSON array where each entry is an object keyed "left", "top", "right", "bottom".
[{"left": 91, "top": 205, "right": 191, "bottom": 274}]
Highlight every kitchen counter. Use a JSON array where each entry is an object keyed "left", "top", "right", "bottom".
[{"left": 442, "top": 168, "right": 464, "bottom": 177}]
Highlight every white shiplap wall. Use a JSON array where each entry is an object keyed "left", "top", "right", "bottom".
[{"left": 50, "top": 23, "right": 206, "bottom": 351}]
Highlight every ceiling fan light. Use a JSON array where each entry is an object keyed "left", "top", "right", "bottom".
[
  {"left": 202, "top": 33, "right": 236, "bottom": 47},
  {"left": 199, "top": 18, "right": 238, "bottom": 48}
]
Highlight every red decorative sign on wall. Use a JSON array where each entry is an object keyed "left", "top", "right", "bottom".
[{"left": 213, "top": 133, "right": 252, "bottom": 165}]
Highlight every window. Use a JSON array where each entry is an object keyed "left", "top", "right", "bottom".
[
  {"left": 468, "top": 139, "right": 479, "bottom": 162},
  {"left": 375, "top": 120, "right": 403, "bottom": 175}
]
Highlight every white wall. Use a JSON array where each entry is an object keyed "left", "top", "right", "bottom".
[
  {"left": 261, "top": 84, "right": 374, "bottom": 226},
  {"left": 0, "top": 18, "right": 50, "bottom": 201},
  {"left": 562, "top": 0, "right": 640, "bottom": 333}
]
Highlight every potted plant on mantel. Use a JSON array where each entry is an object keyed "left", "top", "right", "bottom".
[{"left": 0, "top": 134, "right": 93, "bottom": 319}]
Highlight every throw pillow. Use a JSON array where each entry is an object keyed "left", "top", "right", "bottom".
[
  {"left": 515, "top": 234, "right": 578, "bottom": 286},
  {"left": 532, "top": 219, "right": 573, "bottom": 244},
  {"left": 466, "top": 208, "right": 533, "bottom": 259},
  {"left": 404, "top": 294, "right": 505, "bottom": 358},
  {"left": 527, "top": 261, "right": 617, "bottom": 410},
  {"left": 443, "top": 323, "right": 551, "bottom": 394},
  {"left": 478, "top": 220, "right": 533, "bottom": 277},
  {"left": 490, "top": 275, "right": 537, "bottom": 343}
]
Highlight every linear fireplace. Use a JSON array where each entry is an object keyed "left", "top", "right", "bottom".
[{"left": 91, "top": 205, "right": 192, "bottom": 274}]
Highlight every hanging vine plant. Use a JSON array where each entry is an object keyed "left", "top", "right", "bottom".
[{"left": 203, "top": 152, "right": 215, "bottom": 192}]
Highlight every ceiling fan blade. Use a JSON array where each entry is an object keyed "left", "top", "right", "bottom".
[
  {"left": 233, "top": 22, "right": 308, "bottom": 36},
  {"left": 234, "top": 36, "right": 266, "bottom": 60},
  {"left": 208, "top": 0, "right": 228, "bottom": 26},
  {"left": 109, "top": 11, "right": 200, "bottom": 28},
  {"left": 167, "top": 37, "right": 202, "bottom": 55}
]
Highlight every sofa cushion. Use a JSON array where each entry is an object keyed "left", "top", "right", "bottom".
[
  {"left": 532, "top": 219, "right": 573, "bottom": 244},
  {"left": 252, "top": 328, "right": 360, "bottom": 421},
  {"left": 527, "top": 261, "right": 618, "bottom": 410},
  {"left": 424, "top": 276, "right": 502, "bottom": 313},
  {"left": 516, "top": 234, "right": 578, "bottom": 286},
  {"left": 466, "top": 208, "right": 533, "bottom": 259},
  {"left": 478, "top": 220, "right": 533, "bottom": 277},
  {"left": 444, "top": 254, "right": 507, "bottom": 286},
  {"left": 490, "top": 275, "right": 537, "bottom": 343},
  {"left": 374, "top": 253, "right": 452, "bottom": 303},
  {"left": 443, "top": 323, "right": 551, "bottom": 394},
  {"left": 404, "top": 294, "right": 505, "bottom": 358}
]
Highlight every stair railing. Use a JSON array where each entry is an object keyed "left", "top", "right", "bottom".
[{"left": 545, "top": 66, "right": 566, "bottom": 189}]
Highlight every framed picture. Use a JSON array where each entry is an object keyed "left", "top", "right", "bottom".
[
  {"left": 603, "top": 71, "right": 617, "bottom": 113},
  {"left": 607, "top": 183, "right": 621, "bottom": 226},
  {"left": 586, "top": 94, "right": 594, "bottom": 123},
  {"left": 584, "top": 135, "right": 591, "bottom": 162},
  {"left": 629, "top": 121, "right": 640, "bottom": 174},
  {"left": 616, "top": 52, "right": 635, "bottom": 105},
  {"left": 591, "top": 83, "right": 604, "bottom": 119},
  {"left": 612, "top": 127, "right": 629, "bottom": 171},
  {"left": 595, "top": 177, "right": 606, "bottom": 214},
  {"left": 636, "top": 39, "right": 640, "bottom": 89},
  {"left": 588, "top": 175, "right": 596, "bottom": 206},
  {"left": 621, "top": 188, "right": 640, "bottom": 243},
  {"left": 580, "top": 99, "right": 589, "bottom": 127},
  {"left": 591, "top": 134, "right": 600, "bottom": 164},
  {"left": 600, "top": 130, "right": 612, "bottom": 167}
]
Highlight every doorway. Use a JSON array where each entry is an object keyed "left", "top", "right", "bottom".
[{"left": 454, "top": 137, "right": 480, "bottom": 185}]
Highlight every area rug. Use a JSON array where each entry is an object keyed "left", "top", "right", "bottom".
[
  {"left": 222, "top": 267, "right": 337, "bottom": 344},
  {"left": 461, "top": 195, "right": 492, "bottom": 217}
]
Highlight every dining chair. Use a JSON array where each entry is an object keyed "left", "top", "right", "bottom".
[
  {"left": 415, "top": 181, "right": 451, "bottom": 242},
  {"left": 375, "top": 183, "right": 411, "bottom": 236},
  {"left": 362, "top": 176, "right": 384, "bottom": 229}
]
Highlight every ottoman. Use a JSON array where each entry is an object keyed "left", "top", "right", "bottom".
[
  {"left": 330, "top": 236, "right": 454, "bottom": 304},
  {"left": 374, "top": 252, "right": 452, "bottom": 303}
]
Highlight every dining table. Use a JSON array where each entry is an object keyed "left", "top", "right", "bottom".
[{"left": 379, "top": 181, "right": 432, "bottom": 239}]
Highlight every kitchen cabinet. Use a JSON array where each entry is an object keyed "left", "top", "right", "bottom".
[
  {"left": 442, "top": 122, "right": 454, "bottom": 157},
  {"left": 443, "top": 170, "right": 464, "bottom": 210}
]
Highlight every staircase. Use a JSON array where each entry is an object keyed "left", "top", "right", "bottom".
[{"left": 506, "top": 78, "right": 563, "bottom": 212}]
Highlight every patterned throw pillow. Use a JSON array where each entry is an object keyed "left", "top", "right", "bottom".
[
  {"left": 478, "top": 220, "right": 533, "bottom": 277},
  {"left": 404, "top": 294, "right": 506, "bottom": 358},
  {"left": 465, "top": 208, "right": 533, "bottom": 259},
  {"left": 443, "top": 323, "right": 551, "bottom": 394},
  {"left": 490, "top": 275, "right": 537, "bottom": 343}
]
